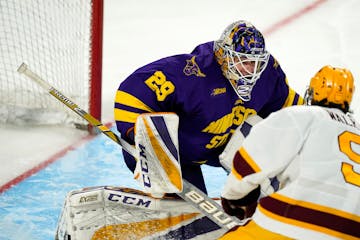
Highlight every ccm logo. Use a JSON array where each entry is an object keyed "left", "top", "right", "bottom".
[
  {"left": 185, "top": 190, "right": 239, "bottom": 229},
  {"left": 138, "top": 143, "right": 151, "bottom": 188},
  {"left": 108, "top": 193, "right": 152, "bottom": 208}
]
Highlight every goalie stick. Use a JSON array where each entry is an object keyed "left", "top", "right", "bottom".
[{"left": 17, "top": 63, "right": 243, "bottom": 230}]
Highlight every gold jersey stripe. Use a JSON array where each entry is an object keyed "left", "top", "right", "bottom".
[
  {"left": 282, "top": 87, "right": 296, "bottom": 108},
  {"left": 259, "top": 193, "right": 360, "bottom": 239},
  {"left": 231, "top": 165, "right": 243, "bottom": 180},
  {"left": 258, "top": 204, "right": 359, "bottom": 240},
  {"left": 297, "top": 96, "right": 304, "bottom": 105},
  {"left": 239, "top": 147, "right": 261, "bottom": 172},
  {"left": 272, "top": 193, "right": 360, "bottom": 222},
  {"left": 115, "top": 90, "right": 154, "bottom": 112},
  {"left": 114, "top": 108, "right": 140, "bottom": 124},
  {"left": 232, "top": 147, "right": 261, "bottom": 180}
]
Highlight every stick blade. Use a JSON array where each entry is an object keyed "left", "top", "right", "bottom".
[{"left": 17, "top": 63, "right": 28, "bottom": 73}]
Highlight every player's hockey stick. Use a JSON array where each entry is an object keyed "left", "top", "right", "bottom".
[{"left": 17, "top": 63, "right": 243, "bottom": 230}]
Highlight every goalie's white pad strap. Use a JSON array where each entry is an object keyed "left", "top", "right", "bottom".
[
  {"left": 135, "top": 112, "right": 182, "bottom": 196},
  {"left": 56, "top": 186, "right": 226, "bottom": 240},
  {"left": 220, "top": 114, "right": 263, "bottom": 172}
]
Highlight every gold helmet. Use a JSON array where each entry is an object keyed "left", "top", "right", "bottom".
[{"left": 304, "top": 65, "right": 354, "bottom": 112}]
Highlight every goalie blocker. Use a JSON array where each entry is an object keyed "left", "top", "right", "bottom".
[{"left": 55, "top": 186, "right": 225, "bottom": 240}]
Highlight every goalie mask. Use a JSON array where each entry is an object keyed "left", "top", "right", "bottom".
[
  {"left": 214, "top": 20, "right": 270, "bottom": 101},
  {"left": 304, "top": 65, "right": 354, "bottom": 113}
]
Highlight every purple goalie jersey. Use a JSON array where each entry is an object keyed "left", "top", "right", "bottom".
[{"left": 114, "top": 41, "right": 303, "bottom": 169}]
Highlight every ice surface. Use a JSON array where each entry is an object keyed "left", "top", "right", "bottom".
[{"left": 0, "top": 129, "right": 226, "bottom": 239}]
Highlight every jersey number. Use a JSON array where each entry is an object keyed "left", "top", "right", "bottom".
[
  {"left": 145, "top": 71, "right": 175, "bottom": 101},
  {"left": 338, "top": 131, "right": 360, "bottom": 187}
]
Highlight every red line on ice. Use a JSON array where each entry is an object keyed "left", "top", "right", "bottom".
[
  {"left": 264, "top": 0, "right": 327, "bottom": 35},
  {"left": 0, "top": 122, "right": 114, "bottom": 194}
]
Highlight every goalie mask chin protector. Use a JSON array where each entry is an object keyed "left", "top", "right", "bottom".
[
  {"left": 214, "top": 20, "right": 270, "bottom": 101},
  {"left": 135, "top": 113, "right": 182, "bottom": 197}
]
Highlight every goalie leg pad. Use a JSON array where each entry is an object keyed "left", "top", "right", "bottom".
[
  {"left": 135, "top": 113, "right": 183, "bottom": 196},
  {"left": 55, "top": 186, "right": 225, "bottom": 240}
]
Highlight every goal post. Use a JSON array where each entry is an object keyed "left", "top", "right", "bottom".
[
  {"left": 89, "top": 0, "right": 103, "bottom": 127},
  {"left": 0, "top": 0, "right": 103, "bottom": 130}
]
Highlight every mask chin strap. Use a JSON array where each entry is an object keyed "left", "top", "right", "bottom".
[
  {"left": 235, "top": 68, "right": 261, "bottom": 102},
  {"left": 226, "top": 62, "right": 257, "bottom": 102},
  {"left": 236, "top": 84, "right": 253, "bottom": 101}
]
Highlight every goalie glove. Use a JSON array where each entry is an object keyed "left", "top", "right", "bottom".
[{"left": 135, "top": 113, "right": 183, "bottom": 198}]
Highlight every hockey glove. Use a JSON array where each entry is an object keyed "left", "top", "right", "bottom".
[{"left": 221, "top": 185, "right": 260, "bottom": 220}]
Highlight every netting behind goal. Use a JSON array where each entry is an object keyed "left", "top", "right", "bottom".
[{"left": 0, "top": 0, "right": 103, "bottom": 129}]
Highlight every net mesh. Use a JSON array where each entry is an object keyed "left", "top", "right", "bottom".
[{"left": 0, "top": 0, "right": 94, "bottom": 127}]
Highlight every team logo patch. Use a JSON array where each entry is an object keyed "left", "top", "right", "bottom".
[
  {"left": 183, "top": 56, "right": 206, "bottom": 77},
  {"left": 79, "top": 194, "right": 98, "bottom": 203}
]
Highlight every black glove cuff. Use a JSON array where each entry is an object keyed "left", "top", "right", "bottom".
[{"left": 230, "top": 185, "right": 260, "bottom": 206}]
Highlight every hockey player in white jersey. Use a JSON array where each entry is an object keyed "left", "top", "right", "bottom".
[{"left": 219, "top": 65, "right": 360, "bottom": 240}]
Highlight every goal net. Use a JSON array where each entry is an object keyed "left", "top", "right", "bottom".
[{"left": 0, "top": 0, "right": 103, "bottom": 129}]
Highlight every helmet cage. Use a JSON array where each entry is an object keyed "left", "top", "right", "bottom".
[
  {"left": 214, "top": 20, "right": 270, "bottom": 101},
  {"left": 225, "top": 47, "right": 270, "bottom": 101}
]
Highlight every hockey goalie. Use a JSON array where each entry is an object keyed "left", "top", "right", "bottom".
[
  {"left": 55, "top": 113, "right": 226, "bottom": 240},
  {"left": 17, "top": 65, "right": 246, "bottom": 239}
]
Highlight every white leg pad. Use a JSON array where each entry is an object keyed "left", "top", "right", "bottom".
[
  {"left": 55, "top": 186, "right": 225, "bottom": 240},
  {"left": 135, "top": 113, "right": 182, "bottom": 197}
]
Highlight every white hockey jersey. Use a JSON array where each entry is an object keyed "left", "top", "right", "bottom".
[{"left": 222, "top": 105, "right": 360, "bottom": 240}]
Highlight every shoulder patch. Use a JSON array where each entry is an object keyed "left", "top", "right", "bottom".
[{"left": 183, "top": 56, "right": 206, "bottom": 77}]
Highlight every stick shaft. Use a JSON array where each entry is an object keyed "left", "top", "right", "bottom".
[
  {"left": 17, "top": 63, "right": 136, "bottom": 156},
  {"left": 18, "top": 63, "right": 242, "bottom": 230}
]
